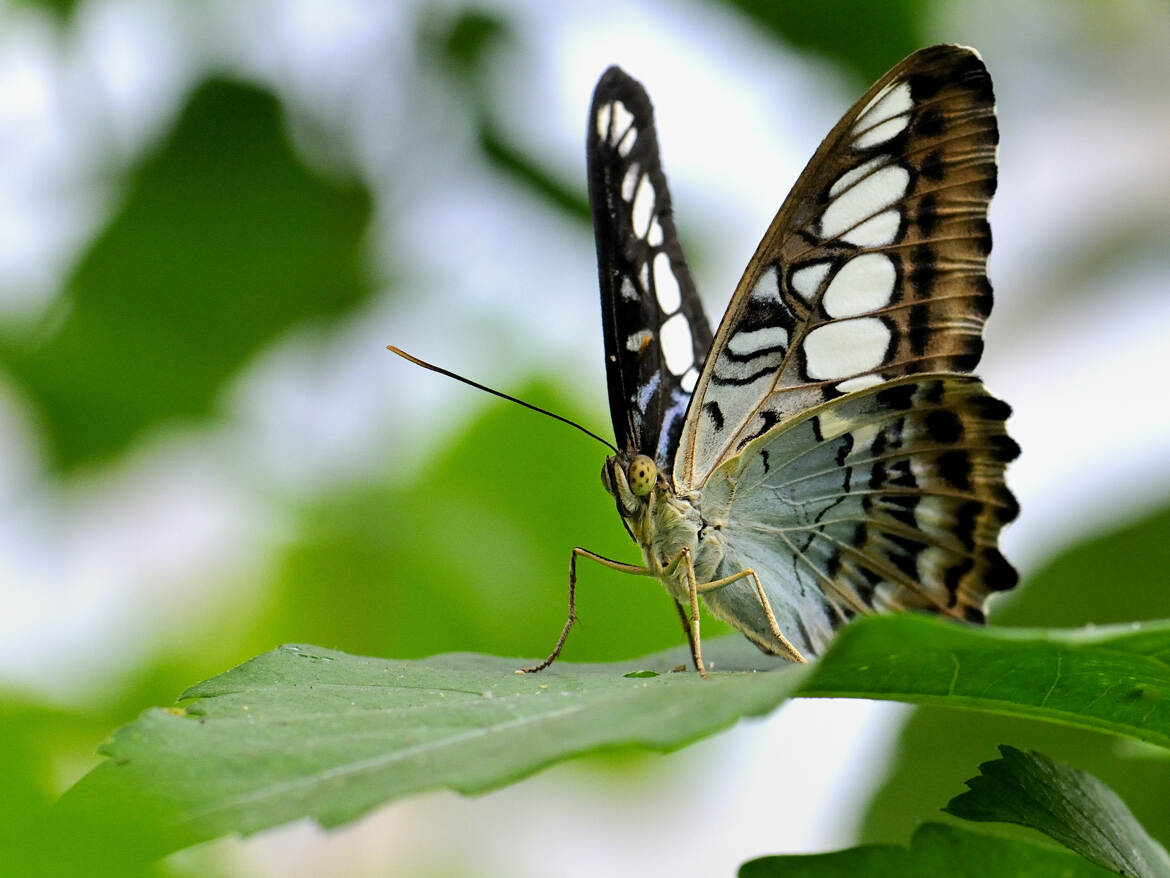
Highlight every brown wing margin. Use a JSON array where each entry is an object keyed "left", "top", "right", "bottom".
[{"left": 677, "top": 45, "right": 999, "bottom": 488}]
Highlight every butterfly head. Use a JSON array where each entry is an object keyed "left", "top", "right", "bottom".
[{"left": 601, "top": 451, "right": 666, "bottom": 525}]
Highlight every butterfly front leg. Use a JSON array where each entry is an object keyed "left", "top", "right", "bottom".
[
  {"left": 673, "top": 549, "right": 809, "bottom": 667},
  {"left": 519, "top": 547, "right": 651, "bottom": 674}
]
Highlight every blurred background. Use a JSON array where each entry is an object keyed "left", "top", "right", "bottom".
[{"left": 2, "top": 0, "right": 1169, "bottom": 875}]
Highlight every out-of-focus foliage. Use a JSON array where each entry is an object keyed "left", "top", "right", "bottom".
[
  {"left": 0, "top": 80, "right": 373, "bottom": 472},
  {"left": 946, "top": 746, "right": 1170, "bottom": 878},
  {"left": 0, "top": 700, "right": 159, "bottom": 876},
  {"left": 713, "top": 0, "right": 929, "bottom": 85},
  {"left": 741, "top": 821, "right": 1113, "bottom": 878},
  {"left": 421, "top": 7, "right": 590, "bottom": 221},
  {"left": 862, "top": 504, "right": 1170, "bottom": 846},
  {"left": 255, "top": 382, "right": 724, "bottom": 663}
]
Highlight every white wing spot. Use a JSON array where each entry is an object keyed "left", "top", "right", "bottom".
[
  {"left": 835, "top": 373, "right": 884, "bottom": 394},
  {"left": 632, "top": 175, "right": 655, "bottom": 236},
  {"left": 852, "top": 82, "right": 912, "bottom": 148},
  {"left": 829, "top": 156, "right": 888, "bottom": 198},
  {"left": 646, "top": 219, "right": 664, "bottom": 246},
  {"left": 625, "top": 328, "right": 652, "bottom": 352},
  {"left": 790, "top": 262, "right": 830, "bottom": 300},
  {"left": 823, "top": 253, "right": 897, "bottom": 317},
  {"left": 622, "top": 163, "right": 640, "bottom": 201},
  {"left": 617, "top": 126, "right": 637, "bottom": 157},
  {"left": 821, "top": 165, "right": 909, "bottom": 241},
  {"left": 855, "top": 81, "right": 897, "bottom": 121},
  {"left": 803, "top": 317, "right": 891, "bottom": 379},
  {"left": 596, "top": 102, "right": 613, "bottom": 139},
  {"left": 855, "top": 116, "right": 911, "bottom": 149},
  {"left": 681, "top": 367, "right": 699, "bottom": 393},
  {"left": 620, "top": 276, "right": 638, "bottom": 301},
  {"left": 727, "top": 326, "right": 788, "bottom": 357},
  {"left": 842, "top": 209, "right": 901, "bottom": 247},
  {"left": 659, "top": 312, "right": 694, "bottom": 376},
  {"left": 744, "top": 266, "right": 781, "bottom": 304},
  {"left": 612, "top": 101, "right": 635, "bottom": 141},
  {"left": 749, "top": 265, "right": 781, "bottom": 302},
  {"left": 636, "top": 371, "right": 661, "bottom": 410},
  {"left": 653, "top": 251, "right": 682, "bottom": 314}
]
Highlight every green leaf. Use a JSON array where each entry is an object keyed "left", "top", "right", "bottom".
[
  {"left": 714, "top": 0, "right": 929, "bottom": 86},
  {"left": 800, "top": 615, "right": 1170, "bottom": 748},
  {"left": 945, "top": 746, "right": 1170, "bottom": 878},
  {"left": 861, "top": 503, "right": 1170, "bottom": 845},
  {"left": 740, "top": 821, "right": 1114, "bottom": 877},
  {"left": 64, "top": 616, "right": 1170, "bottom": 855},
  {"left": 0, "top": 79, "right": 373, "bottom": 472}
]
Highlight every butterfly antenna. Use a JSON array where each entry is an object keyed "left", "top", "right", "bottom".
[{"left": 388, "top": 346, "right": 619, "bottom": 453}]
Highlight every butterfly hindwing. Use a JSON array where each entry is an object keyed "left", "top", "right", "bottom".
[
  {"left": 675, "top": 45, "right": 999, "bottom": 488},
  {"left": 698, "top": 375, "right": 1019, "bottom": 658},
  {"left": 588, "top": 67, "right": 713, "bottom": 468}
]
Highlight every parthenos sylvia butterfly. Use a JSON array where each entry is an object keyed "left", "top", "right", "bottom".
[
  {"left": 392, "top": 45, "right": 1018, "bottom": 675},
  {"left": 520, "top": 44, "right": 1019, "bottom": 676}
]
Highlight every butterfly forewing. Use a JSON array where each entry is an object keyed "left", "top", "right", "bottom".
[
  {"left": 676, "top": 45, "right": 999, "bottom": 489},
  {"left": 588, "top": 67, "right": 713, "bottom": 468}
]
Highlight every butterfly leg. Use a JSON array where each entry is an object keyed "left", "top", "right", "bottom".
[
  {"left": 519, "top": 547, "right": 650, "bottom": 674},
  {"left": 695, "top": 569, "right": 808, "bottom": 664},
  {"left": 674, "top": 548, "right": 710, "bottom": 677}
]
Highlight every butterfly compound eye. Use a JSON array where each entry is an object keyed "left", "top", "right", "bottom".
[{"left": 627, "top": 455, "right": 657, "bottom": 497}]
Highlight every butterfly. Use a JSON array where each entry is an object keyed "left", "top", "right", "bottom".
[{"left": 521, "top": 44, "right": 1019, "bottom": 676}]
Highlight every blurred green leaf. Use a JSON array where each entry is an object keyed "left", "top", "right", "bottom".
[
  {"left": 0, "top": 79, "right": 373, "bottom": 472},
  {"left": 861, "top": 503, "right": 1170, "bottom": 845},
  {"left": 712, "top": 0, "right": 929, "bottom": 85},
  {"left": 0, "top": 699, "right": 161, "bottom": 876},
  {"left": 64, "top": 615, "right": 1170, "bottom": 855},
  {"left": 257, "top": 382, "right": 724, "bottom": 664},
  {"left": 945, "top": 746, "right": 1170, "bottom": 878},
  {"left": 740, "top": 821, "right": 1113, "bottom": 877}
]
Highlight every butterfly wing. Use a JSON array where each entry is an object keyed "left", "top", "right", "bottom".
[
  {"left": 675, "top": 45, "right": 1000, "bottom": 489},
  {"left": 700, "top": 375, "right": 1018, "bottom": 658},
  {"left": 588, "top": 67, "right": 713, "bottom": 467}
]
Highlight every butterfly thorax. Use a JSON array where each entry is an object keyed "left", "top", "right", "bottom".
[{"left": 602, "top": 453, "right": 725, "bottom": 603}]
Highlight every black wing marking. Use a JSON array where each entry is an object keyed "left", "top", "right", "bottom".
[
  {"left": 674, "top": 45, "right": 999, "bottom": 488},
  {"left": 588, "top": 66, "right": 713, "bottom": 470}
]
